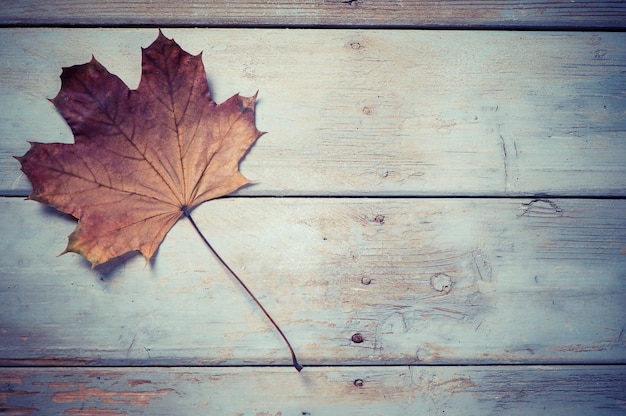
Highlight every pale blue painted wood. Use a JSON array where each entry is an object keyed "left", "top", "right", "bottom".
[
  {"left": 1, "top": 24, "right": 624, "bottom": 416},
  {"left": 1, "top": 29, "right": 625, "bottom": 197},
  {"left": 1, "top": 197, "right": 624, "bottom": 366}
]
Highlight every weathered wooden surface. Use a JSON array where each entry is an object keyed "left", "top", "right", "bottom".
[
  {"left": 2, "top": 366, "right": 625, "bottom": 415},
  {"left": 2, "top": 197, "right": 624, "bottom": 366},
  {"left": 1, "top": 13, "right": 625, "bottom": 415},
  {"left": 1, "top": 0, "right": 625, "bottom": 28},
  {"left": 2, "top": 29, "right": 625, "bottom": 197}
]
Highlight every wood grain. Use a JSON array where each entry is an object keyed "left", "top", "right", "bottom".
[
  {"left": 2, "top": 29, "right": 625, "bottom": 197},
  {"left": 1, "top": 366, "right": 625, "bottom": 415},
  {"left": 1, "top": 0, "right": 625, "bottom": 28},
  {"left": 1, "top": 197, "right": 624, "bottom": 366},
  {"left": 1, "top": 15, "right": 624, "bottom": 415}
]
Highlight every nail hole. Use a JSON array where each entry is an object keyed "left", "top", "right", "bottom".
[
  {"left": 360, "top": 276, "right": 372, "bottom": 285},
  {"left": 374, "top": 214, "right": 385, "bottom": 224},
  {"left": 353, "top": 379, "right": 364, "bottom": 387},
  {"left": 351, "top": 333, "right": 364, "bottom": 343}
]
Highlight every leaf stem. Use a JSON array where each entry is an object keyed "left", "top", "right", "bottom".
[{"left": 182, "top": 206, "right": 303, "bottom": 372}]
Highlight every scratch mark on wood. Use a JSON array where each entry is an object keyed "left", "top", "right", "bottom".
[
  {"left": 433, "top": 307, "right": 465, "bottom": 316},
  {"left": 475, "top": 320, "right": 484, "bottom": 331},
  {"left": 65, "top": 408, "right": 128, "bottom": 415},
  {"left": 472, "top": 251, "right": 493, "bottom": 282},
  {"left": 432, "top": 376, "right": 479, "bottom": 393},
  {"left": 499, "top": 133, "right": 508, "bottom": 191},
  {"left": 380, "top": 312, "right": 409, "bottom": 335},
  {"left": 517, "top": 199, "right": 564, "bottom": 218},
  {"left": 126, "top": 335, "right": 136, "bottom": 357}
]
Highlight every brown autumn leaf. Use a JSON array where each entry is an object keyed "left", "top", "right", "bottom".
[
  {"left": 16, "top": 31, "right": 263, "bottom": 267},
  {"left": 17, "top": 31, "right": 303, "bottom": 371}
]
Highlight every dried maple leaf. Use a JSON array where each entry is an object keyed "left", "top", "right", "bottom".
[
  {"left": 17, "top": 31, "right": 262, "bottom": 267},
  {"left": 16, "top": 32, "right": 303, "bottom": 371}
]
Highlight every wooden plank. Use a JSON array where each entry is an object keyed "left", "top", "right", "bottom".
[
  {"left": 2, "top": 29, "right": 625, "bottom": 197},
  {"left": 1, "top": 0, "right": 625, "bottom": 28},
  {"left": 1, "top": 197, "right": 624, "bottom": 366},
  {"left": 1, "top": 366, "right": 625, "bottom": 415}
]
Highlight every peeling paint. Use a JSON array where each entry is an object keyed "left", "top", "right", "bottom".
[
  {"left": 128, "top": 379, "right": 152, "bottom": 387},
  {"left": 0, "top": 390, "right": 39, "bottom": 415},
  {"left": 0, "top": 403, "right": 39, "bottom": 415},
  {"left": 52, "top": 383, "right": 175, "bottom": 406},
  {"left": 0, "top": 372, "right": 24, "bottom": 384}
]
